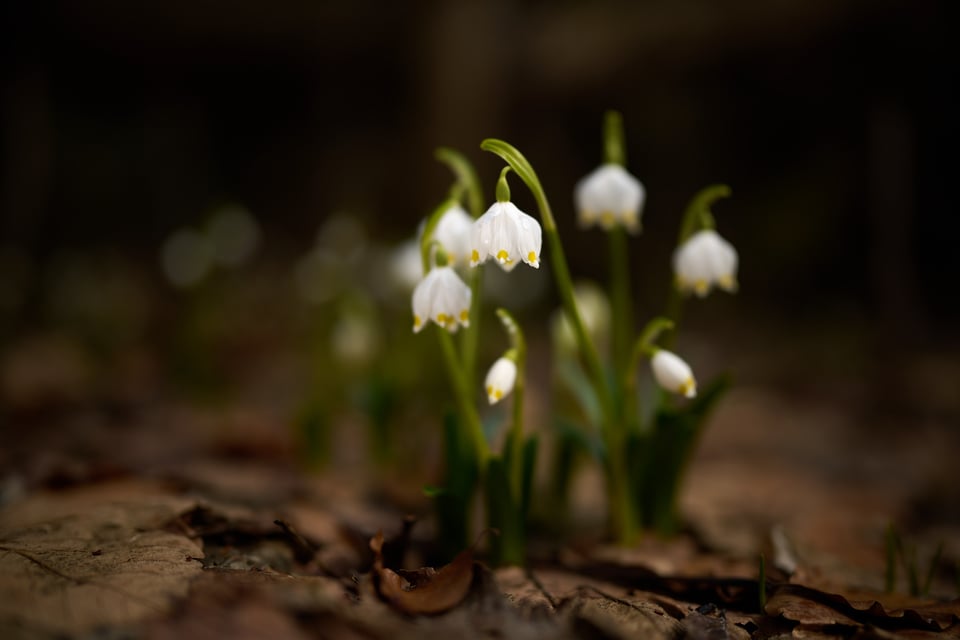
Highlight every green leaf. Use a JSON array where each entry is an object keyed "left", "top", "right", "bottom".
[
  {"left": 431, "top": 412, "right": 479, "bottom": 560},
  {"left": 637, "top": 374, "right": 731, "bottom": 534},
  {"left": 557, "top": 359, "right": 603, "bottom": 429},
  {"left": 485, "top": 456, "right": 525, "bottom": 566},
  {"left": 521, "top": 435, "right": 538, "bottom": 521}
]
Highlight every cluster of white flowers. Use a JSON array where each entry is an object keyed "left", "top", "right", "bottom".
[
  {"left": 409, "top": 148, "right": 739, "bottom": 403},
  {"left": 410, "top": 191, "right": 543, "bottom": 339}
]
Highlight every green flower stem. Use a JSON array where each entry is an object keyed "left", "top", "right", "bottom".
[
  {"left": 603, "top": 110, "right": 626, "bottom": 166},
  {"left": 496, "top": 308, "right": 526, "bottom": 502},
  {"left": 436, "top": 148, "right": 485, "bottom": 401},
  {"left": 462, "top": 267, "right": 483, "bottom": 393},
  {"left": 676, "top": 184, "right": 731, "bottom": 245},
  {"left": 623, "top": 317, "right": 675, "bottom": 432},
  {"left": 608, "top": 453, "right": 639, "bottom": 544},
  {"left": 609, "top": 227, "right": 633, "bottom": 398},
  {"left": 437, "top": 329, "right": 489, "bottom": 467},
  {"left": 436, "top": 147, "right": 484, "bottom": 219},
  {"left": 603, "top": 111, "right": 633, "bottom": 403},
  {"left": 420, "top": 197, "right": 460, "bottom": 273},
  {"left": 480, "top": 139, "right": 613, "bottom": 424},
  {"left": 481, "top": 138, "right": 634, "bottom": 543}
]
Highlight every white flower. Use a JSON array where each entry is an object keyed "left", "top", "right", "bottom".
[
  {"left": 432, "top": 204, "right": 474, "bottom": 267},
  {"left": 574, "top": 164, "right": 645, "bottom": 233},
  {"left": 470, "top": 201, "right": 542, "bottom": 272},
  {"left": 651, "top": 350, "right": 697, "bottom": 398},
  {"left": 485, "top": 357, "right": 517, "bottom": 404},
  {"left": 673, "top": 229, "right": 739, "bottom": 297},
  {"left": 411, "top": 266, "right": 471, "bottom": 333}
]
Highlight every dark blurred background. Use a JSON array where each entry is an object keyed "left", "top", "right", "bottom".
[{"left": 1, "top": 0, "right": 957, "bottom": 414}]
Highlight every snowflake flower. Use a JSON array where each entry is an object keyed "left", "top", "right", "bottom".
[
  {"left": 574, "top": 164, "right": 645, "bottom": 233},
  {"left": 485, "top": 356, "right": 517, "bottom": 404},
  {"left": 470, "top": 201, "right": 542, "bottom": 272},
  {"left": 432, "top": 203, "right": 474, "bottom": 268},
  {"left": 673, "top": 229, "right": 739, "bottom": 297},
  {"left": 651, "top": 350, "right": 697, "bottom": 398},
  {"left": 411, "top": 266, "right": 471, "bottom": 333}
]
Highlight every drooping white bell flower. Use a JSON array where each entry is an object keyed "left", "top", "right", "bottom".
[
  {"left": 470, "top": 201, "right": 542, "bottom": 272},
  {"left": 672, "top": 229, "right": 739, "bottom": 297},
  {"left": 484, "top": 356, "right": 517, "bottom": 405},
  {"left": 411, "top": 266, "right": 471, "bottom": 333},
  {"left": 432, "top": 203, "right": 474, "bottom": 268},
  {"left": 650, "top": 350, "right": 697, "bottom": 398},
  {"left": 574, "top": 164, "right": 646, "bottom": 233}
]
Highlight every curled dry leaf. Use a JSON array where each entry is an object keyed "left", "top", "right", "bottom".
[{"left": 369, "top": 531, "right": 475, "bottom": 615}]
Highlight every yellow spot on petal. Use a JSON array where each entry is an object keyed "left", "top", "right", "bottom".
[
  {"left": 460, "top": 310, "right": 469, "bottom": 322},
  {"left": 680, "top": 378, "right": 697, "bottom": 398},
  {"left": 471, "top": 249, "right": 479, "bottom": 263},
  {"left": 413, "top": 315, "right": 421, "bottom": 328},
  {"left": 436, "top": 313, "right": 448, "bottom": 326},
  {"left": 694, "top": 280, "right": 709, "bottom": 296},
  {"left": 600, "top": 211, "right": 615, "bottom": 228},
  {"left": 496, "top": 249, "right": 510, "bottom": 263},
  {"left": 494, "top": 389, "right": 503, "bottom": 400},
  {"left": 527, "top": 251, "right": 537, "bottom": 263}
]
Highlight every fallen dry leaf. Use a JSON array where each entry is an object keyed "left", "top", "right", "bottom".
[
  {"left": 765, "top": 584, "right": 959, "bottom": 633},
  {"left": 369, "top": 530, "right": 474, "bottom": 615},
  {"left": 0, "top": 480, "right": 202, "bottom": 636}
]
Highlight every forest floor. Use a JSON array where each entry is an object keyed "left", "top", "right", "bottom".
[{"left": 1, "top": 331, "right": 959, "bottom": 639}]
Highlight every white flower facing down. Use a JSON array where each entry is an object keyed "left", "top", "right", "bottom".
[
  {"left": 432, "top": 204, "right": 474, "bottom": 268},
  {"left": 485, "top": 357, "right": 517, "bottom": 405},
  {"left": 673, "top": 229, "right": 739, "bottom": 297},
  {"left": 470, "top": 201, "right": 542, "bottom": 272},
  {"left": 651, "top": 350, "right": 697, "bottom": 398},
  {"left": 574, "top": 164, "right": 645, "bottom": 233},
  {"left": 411, "top": 266, "right": 471, "bottom": 333}
]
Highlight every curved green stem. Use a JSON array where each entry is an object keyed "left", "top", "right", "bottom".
[
  {"left": 436, "top": 147, "right": 484, "bottom": 219},
  {"left": 676, "top": 184, "right": 731, "bottom": 245},
  {"left": 480, "top": 139, "right": 558, "bottom": 232},
  {"left": 482, "top": 138, "right": 634, "bottom": 542},
  {"left": 623, "top": 317, "right": 674, "bottom": 432},
  {"left": 480, "top": 139, "right": 613, "bottom": 423},
  {"left": 437, "top": 329, "right": 489, "bottom": 467},
  {"left": 435, "top": 149, "right": 485, "bottom": 395},
  {"left": 496, "top": 308, "right": 526, "bottom": 502}
]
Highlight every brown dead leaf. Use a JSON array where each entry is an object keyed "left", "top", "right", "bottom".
[
  {"left": 369, "top": 530, "right": 474, "bottom": 615},
  {"left": 765, "top": 584, "right": 959, "bottom": 632},
  {"left": 565, "top": 589, "right": 681, "bottom": 640},
  {"left": 0, "top": 480, "right": 202, "bottom": 636}
]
